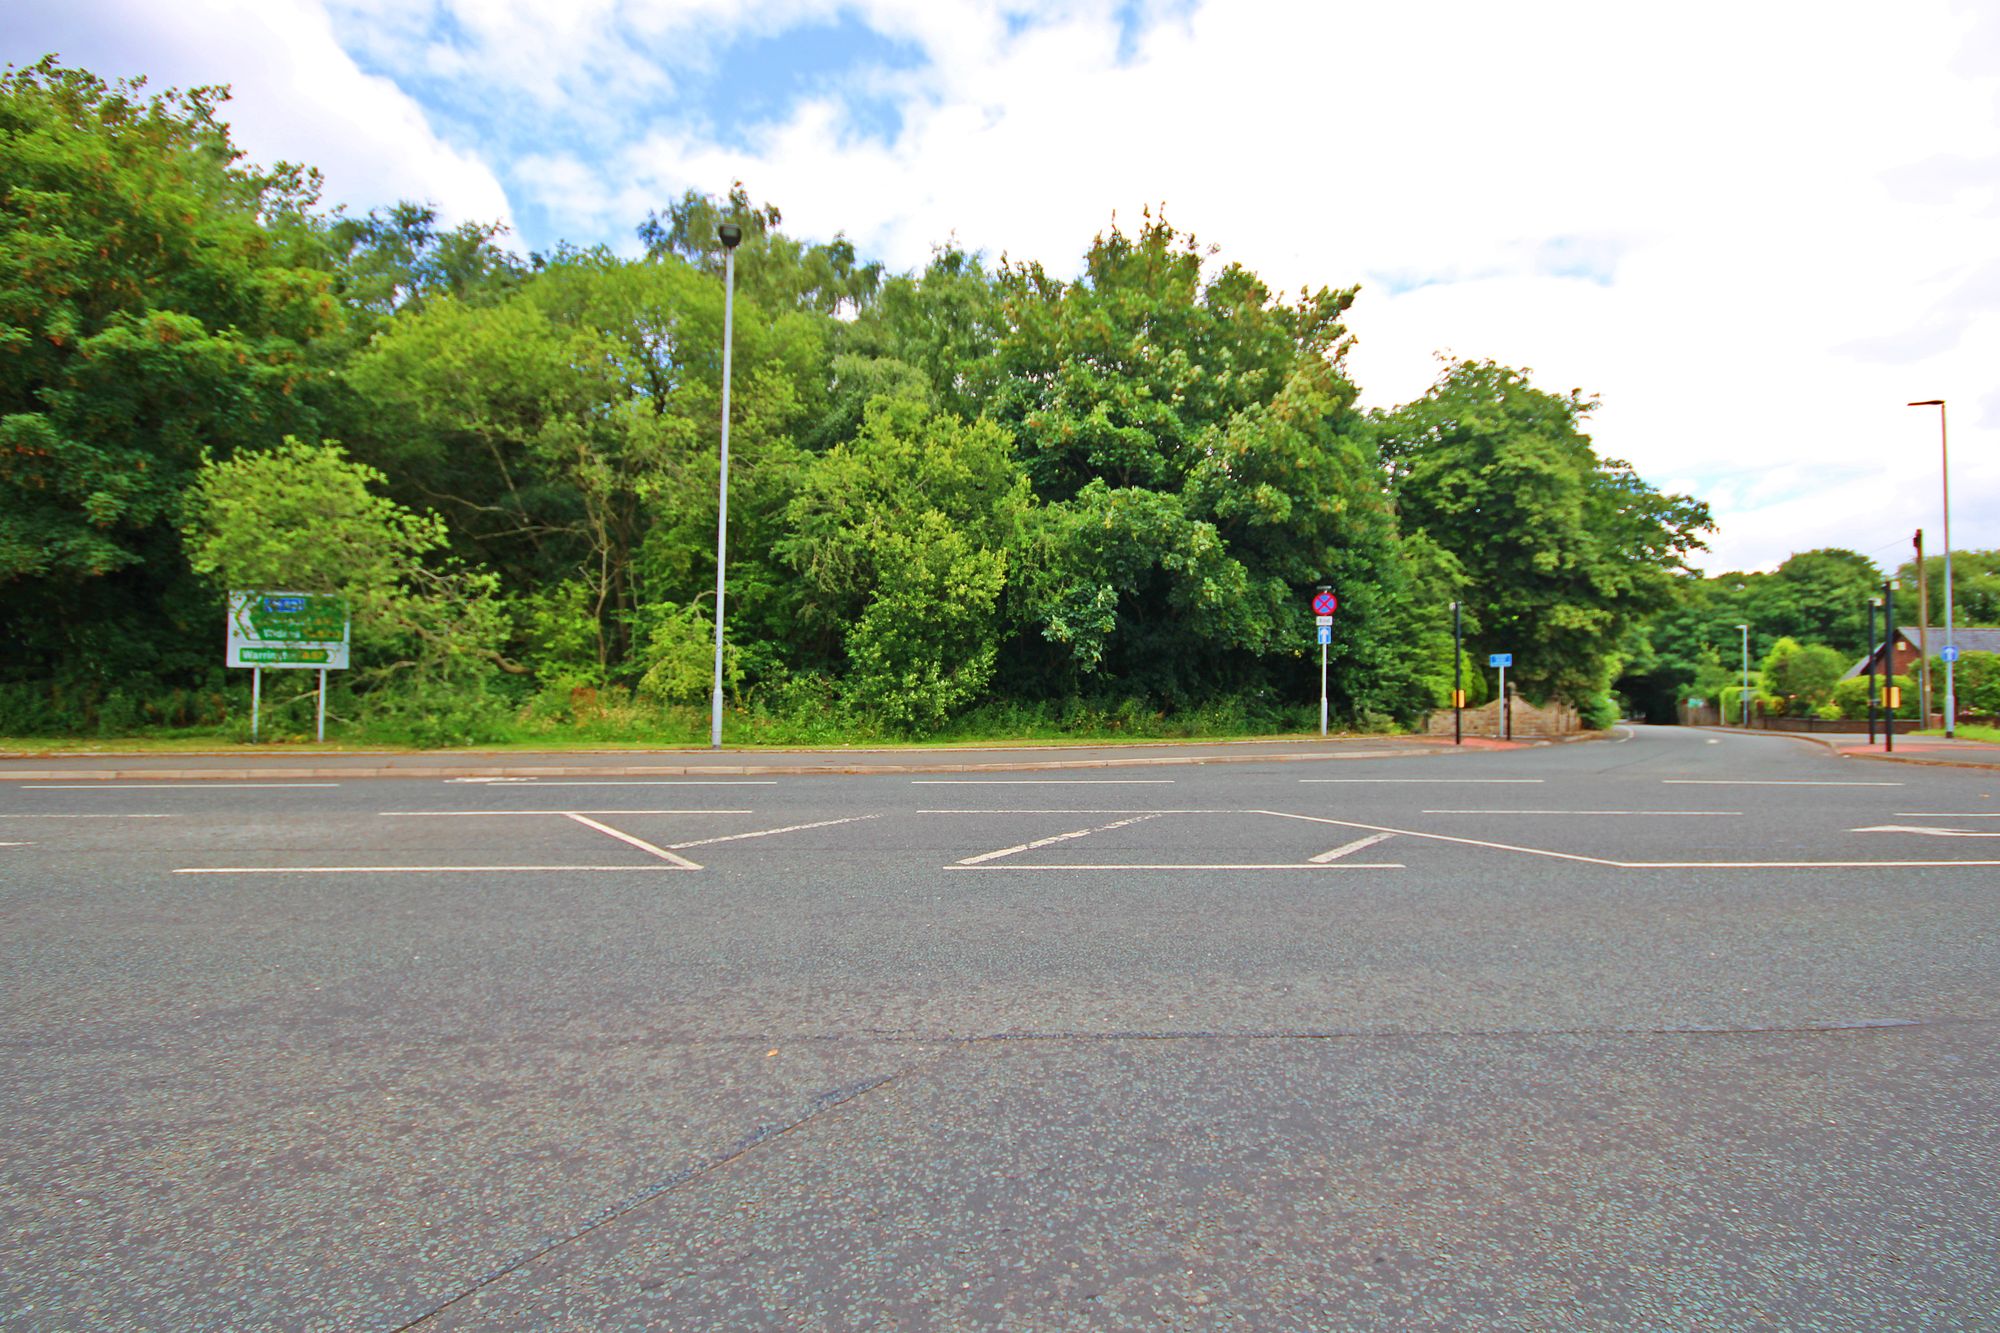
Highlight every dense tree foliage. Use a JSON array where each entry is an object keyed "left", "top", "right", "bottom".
[{"left": 1, "top": 60, "right": 1718, "bottom": 740}]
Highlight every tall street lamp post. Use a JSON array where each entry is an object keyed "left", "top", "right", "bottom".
[
  {"left": 710, "top": 222, "right": 743, "bottom": 750},
  {"left": 1737, "top": 623, "right": 1750, "bottom": 727},
  {"left": 1909, "top": 399, "right": 1954, "bottom": 737}
]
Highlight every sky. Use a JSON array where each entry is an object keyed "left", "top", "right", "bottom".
[{"left": 9, "top": 0, "right": 1999, "bottom": 577}]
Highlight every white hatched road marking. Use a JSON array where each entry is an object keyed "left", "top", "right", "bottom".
[
  {"left": 561, "top": 813, "right": 702, "bottom": 867},
  {"left": 1310, "top": 832, "right": 1396, "bottom": 863},
  {"left": 1852, "top": 825, "right": 2000, "bottom": 838},
  {"left": 957, "top": 814, "right": 1163, "bottom": 866},
  {"left": 668, "top": 815, "right": 883, "bottom": 850}
]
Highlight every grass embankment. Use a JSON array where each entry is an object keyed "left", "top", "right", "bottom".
[
  {"left": 0, "top": 695, "right": 1374, "bottom": 755},
  {"left": 1914, "top": 723, "right": 2000, "bottom": 744}
]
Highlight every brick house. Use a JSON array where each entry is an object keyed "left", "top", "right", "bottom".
[{"left": 1844, "top": 626, "right": 2000, "bottom": 679}]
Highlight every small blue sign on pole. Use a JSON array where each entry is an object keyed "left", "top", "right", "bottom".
[
  {"left": 1940, "top": 644, "right": 1961, "bottom": 663},
  {"left": 1317, "top": 625, "right": 1332, "bottom": 645},
  {"left": 1488, "top": 653, "right": 1512, "bottom": 668}
]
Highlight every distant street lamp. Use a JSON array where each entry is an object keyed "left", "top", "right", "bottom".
[
  {"left": 1736, "top": 623, "right": 1750, "bottom": 727},
  {"left": 710, "top": 222, "right": 743, "bottom": 750},
  {"left": 1908, "top": 400, "right": 1954, "bottom": 737}
]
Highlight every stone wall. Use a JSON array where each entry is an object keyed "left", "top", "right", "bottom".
[{"left": 1426, "top": 693, "right": 1580, "bottom": 739}]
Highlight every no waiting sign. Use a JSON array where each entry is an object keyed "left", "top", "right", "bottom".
[{"left": 1311, "top": 590, "right": 1338, "bottom": 616}]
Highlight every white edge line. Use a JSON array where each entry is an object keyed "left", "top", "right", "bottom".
[
  {"left": 173, "top": 865, "right": 697, "bottom": 874},
  {"left": 21, "top": 783, "right": 342, "bottom": 789},
  {"left": 1419, "top": 810, "right": 1743, "bottom": 816},
  {"left": 381, "top": 809, "right": 755, "bottom": 817},
  {"left": 945, "top": 863, "right": 1405, "bottom": 871},
  {"left": 1662, "top": 780, "right": 1903, "bottom": 786}
]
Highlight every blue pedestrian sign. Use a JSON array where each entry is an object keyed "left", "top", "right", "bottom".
[
  {"left": 1317, "top": 625, "right": 1332, "bottom": 645},
  {"left": 1941, "top": 645, "right": 1961, "bottom": 663},
  {"left": 1488, "top": 653, "right": 1512, "bottom": 668}
]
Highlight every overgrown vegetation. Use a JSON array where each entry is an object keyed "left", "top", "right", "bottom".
[{"left": 2, "top": 58, "right": 1713, "bottom": 745}]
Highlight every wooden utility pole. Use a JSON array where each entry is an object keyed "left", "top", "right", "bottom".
[{"left": 1915, "top": 529, "right": 1932, "bottom": 725}]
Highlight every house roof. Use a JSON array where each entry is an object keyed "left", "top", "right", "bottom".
[{"left": 1841, "top": 626, "right": 2000, "bottom": 678}]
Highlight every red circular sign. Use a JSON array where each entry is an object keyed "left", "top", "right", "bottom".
[{"left": 1312, "top": 590, "right": 1338, "bottom": 615}]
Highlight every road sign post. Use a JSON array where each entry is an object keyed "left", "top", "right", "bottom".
[
  {"left": 1313, "top": 588, "right": 1337, "bottom": 737},
  {"left": 1488, "top": 653, "right": 1513, "bottom": 740},
  {"left": 228, "top": 592, "right": 350, "bottom": 742},
  {"left": 1451, "top": 601, "right": 1463, "bottom": 745}
]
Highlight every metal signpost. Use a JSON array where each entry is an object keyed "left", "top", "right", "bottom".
[
  {"left": 1313, "top": 587, "right": 1338, "bottom": 736},
  {"left": 227, "top": 592, "right": 350, "bottom": 741},
  {"left": 1884, "top": 579, "right": 1897, "bottom": 753},
  {"left": 1450, "top": 600, "right": 1464, "bottom": 745},
  {"left": 1488, "top": 653, "right": 1513, "bottom": 740}
]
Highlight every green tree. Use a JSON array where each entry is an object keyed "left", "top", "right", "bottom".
[
  {"left": 1377, "top": 359, "right": 1712, "bottom": 705},
  {"left": 0, "top": 58, "right": 341, "bottom": 692},
  {"left": 1759, "top": 636, "right": 1845, "bottom": 714}
]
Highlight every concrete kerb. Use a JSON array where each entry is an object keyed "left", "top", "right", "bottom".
[{"left": 0, "top": 736, "right": 1555, "bottom": 782}]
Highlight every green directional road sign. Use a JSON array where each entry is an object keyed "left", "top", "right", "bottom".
[{"left": 228, "top": 591, "right": 350, "bottom": 670}]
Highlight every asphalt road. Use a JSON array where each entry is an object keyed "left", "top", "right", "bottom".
[{"left": 3, "top": 725, "right": 1997, "bottom": 1330}]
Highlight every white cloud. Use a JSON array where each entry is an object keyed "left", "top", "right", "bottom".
[
  {"left": 17, "top": 0, "right": 2000, "bottom": 577},
  {"left": 7, "top": 0, "right": 516, "bottom": 234}
]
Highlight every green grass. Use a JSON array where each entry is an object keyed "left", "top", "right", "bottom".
[{"left": 1914, "top": 723, "right": 2000, "bottom": 743}]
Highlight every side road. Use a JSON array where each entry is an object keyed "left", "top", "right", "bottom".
[
  {"left": 0, "top": 733, "right": 1540, "bottom": 781},
  {"left": 1702, "top": 726, "right": 2000, "bottom": 771}
]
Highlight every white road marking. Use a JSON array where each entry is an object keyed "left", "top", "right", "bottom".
[
  {"left": 1706, "top": 739, "right": 1720, "bottom": 745},
  {"left": 919, "top": 809, "right": 1224, "bottom": 815},
  {"left": 381, "top": 809, "right": 754, "bottom": 817},
  {"left": 1852, "top": 825, "right": 2000, "bottom": 838},
  {"left": 1, "top": 841, "right": 32, "bottom": 847},
  {"left": 1663, "top": 780, "right": 1902, "bottom": 787},
  {"left": 1254, "top": 809, "right": 2000, "bottom": 869},
  {"left": 912, "top": 779, "right": 1175, "bottom": 785},
  {"left": 668, "top": 814, "right": 883, "bottom": 849},
  {"left": 562, "top": 813, "right": 702, "bottom": 868},
  {"left": 0, "top": 813, "right": 176, "bottom": 819},
  {"left": 1421, "top": 809, "right": 1742, "bottom": 816},
  {"left": 947, "top": 863, "right": 1405, "bottom": 871},
  {"left": 1300, "top": 778, "right": 1545, "bottom": 784},
  {"left": 1614, "top": 727, "right": 1635, "bottom": 743},
  {"left": 1310, "top": 832, "right": 1396, "bottom": 863},
  {"left": 1896, "top": 812, "right": 2000, "bottom": 818},
  {"left": 175, "top": 865, "right": 693, "bottom": 875},
  {"left": 957, "top": 814, "right": 1162, "bottom": 866},
  {"left": 472, "top": 780, "right": 778, "bottom": 787},
  {"left": 21, "top": 783, "right": 341, "bottom": 790}
]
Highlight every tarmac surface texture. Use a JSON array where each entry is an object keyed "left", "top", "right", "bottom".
[{"left": 3, "top": 724, "right": 1997, "bottom": 1330}]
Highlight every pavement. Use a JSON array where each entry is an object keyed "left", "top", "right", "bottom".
[
  {"left": 1714, "top": 727, "right": 2000, "bottom": 770},
  {"left": 3, "top": 723, "right": 1997, "bottom": 1330}
]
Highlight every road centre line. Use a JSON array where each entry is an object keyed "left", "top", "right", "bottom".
[
  {"left": 1252, "top": 810, "right": 2000, "bottom": 869},
  {"left": 1420, "top": 809, "right": 1742, "bottom": 816},
  {"left": 562, "top": 813, "right": 702, "bottom": 868},
  {"left": 668, "top": 814, "right": 883, "bottom": 849},
  {"left": 476, "top": 780, "right": 778, "bottom": 787},
  {"left": 175, "top": 865, "right": 693, "bottom": 875},
  {"left": 1311, "top": 832, "right": 1396, "bottom": 863},
  {"left": 381, "top": 809, "right": 755, "bottom": 817},
  {"left": 1672, "top": 776, "right": 1900, "bottom": 788},
  {"left": 21, "top": 783, "right": 341, "bottom": 790},
  {"left": 912, "top": 779, "right": 1175, "bottom": 785},
  {"left": 1300, "top": 778, "right": 1545, "bottom": 784},
  {"left": 958, "top": 814, "right": 1162, "bottom": 866}
]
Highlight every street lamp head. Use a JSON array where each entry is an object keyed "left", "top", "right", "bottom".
[
  {"left": 717, "top": 223, "right": 743, "bottom": 250},
  {"left": 1908, "top": 399, "right": 1944, "bottom": 407}
]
